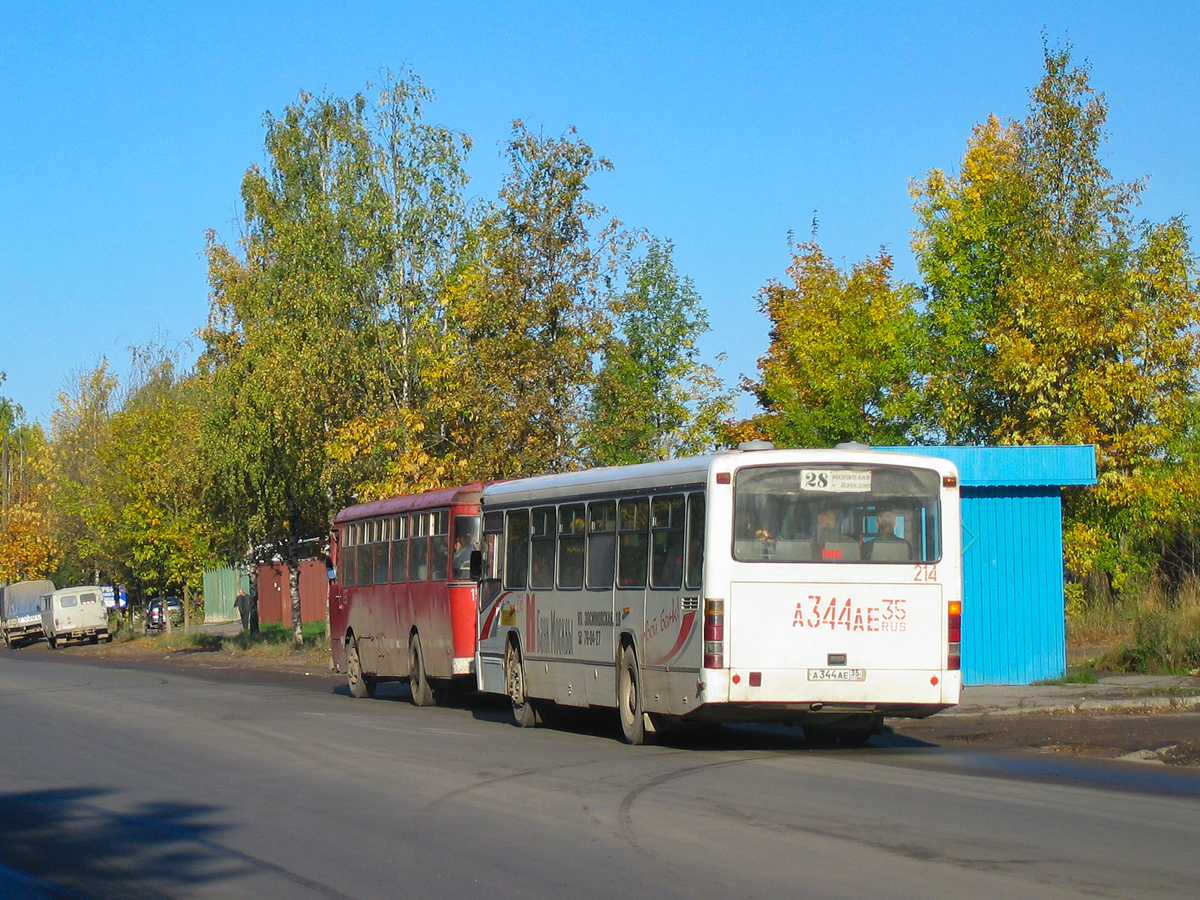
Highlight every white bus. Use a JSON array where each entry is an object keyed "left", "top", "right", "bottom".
[{"left": 475, "top": 444, "right": 962, "bottom": 744}]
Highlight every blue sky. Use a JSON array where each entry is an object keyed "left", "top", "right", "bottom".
[{"left": 2, "top": 1, "right": 1197, "bottom": 426}]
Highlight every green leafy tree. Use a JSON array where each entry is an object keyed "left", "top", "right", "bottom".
[
  {"left": 746, "top": 240, "right": 923, "bottom": 448},
  {"left": 584, "top": 238, "right": 732, "bottom": 465},
  {"left": 429, "top": 122, "right": 620, "bottom": 481},
  {"left": 48, "top": 362, "right": 125, "bottom": 587},
  {"left": 911, "top": 44, "right": 1200, "bottom": 597},
  {"left": 104, "top": 348, "right": 221, "bottom": 609},
  {"left": 201, "top": 73, "right": 470, "bottom": 641}
]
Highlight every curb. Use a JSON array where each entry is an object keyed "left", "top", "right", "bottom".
[{"left": 947, "top": 695, "right": 1200, "bottom": 717}]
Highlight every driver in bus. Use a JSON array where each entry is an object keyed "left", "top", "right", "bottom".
[{"left": 452, "top": 534, "right": 477, "bottom": 579}]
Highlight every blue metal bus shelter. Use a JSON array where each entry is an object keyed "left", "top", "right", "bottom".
[{"left": 879, "top": 445, "right": 1097, "bottom": 685}]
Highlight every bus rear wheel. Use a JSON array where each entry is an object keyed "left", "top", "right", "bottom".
[
  {"left": 618, "top": 644, "right": 646, "bottom": 745},
  {"left": 505, "top": 641, "right": 537, "bottom": 728},
  {"left": 346, "top": 638, "right": 375, "bottom": 699},
  {"left": 408, "top": 634, "right": 436, "bottom": 707}
]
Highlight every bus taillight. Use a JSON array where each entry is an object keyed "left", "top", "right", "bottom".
[
  {"left": 704, "top": 598, "right": 724, "bottom": 669},
  {"left": 947, "top": 600, "right": 962, "bottom": 671}
]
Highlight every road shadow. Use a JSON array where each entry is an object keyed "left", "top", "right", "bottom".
[{"left": 0, "top": 786, "right": 252, "bottom": 899}]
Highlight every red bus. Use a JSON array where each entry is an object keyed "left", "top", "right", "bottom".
[{"left": 329, "top": 483, "right": 483, "bottom": 704}]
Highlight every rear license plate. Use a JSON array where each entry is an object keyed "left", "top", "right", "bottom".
[{"left": 807, "top": 668, "right": 866, "bottom": 682}]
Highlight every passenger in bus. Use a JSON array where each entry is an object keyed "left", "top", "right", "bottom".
[
  {"left": 867, "top": 510, "right": 912, "bottom": 561},
  {"left": 812, "top": 508, "right": 856, "bottom": 560}
]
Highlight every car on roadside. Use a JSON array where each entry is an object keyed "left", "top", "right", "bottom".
[{"left": 145, "top": 596, "right": 184, "bottom": 631}]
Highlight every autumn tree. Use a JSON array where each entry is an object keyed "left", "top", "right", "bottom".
[
  {"left": 583, "top": 238, "right": 732, "bottom": 465},
  {"left": 911, "top": 44, "right": 1200, "bottom": 596},
  {"left": 103, "top": 348, "right": 221, "bottom": 612},
  {"left": 747, "top": 240, "right": 923, "bottom": 448},
  {"left": 430, "top": 122, "right": 621, "bottom": 481},
  {"left": 48, "top": 362, "right": 125, "bottom": 587},
  {"left": 0, "top": 379, "right": 56, "bottom": 582}
]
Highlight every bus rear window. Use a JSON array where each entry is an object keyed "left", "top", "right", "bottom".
[{"left": 733, "top": 464, "right": 942, "bottom": 563}]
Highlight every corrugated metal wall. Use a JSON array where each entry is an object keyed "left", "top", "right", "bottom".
[
  {"left": 202, "top": 567, "right": 249, "bottom": 622},
  {"left": 255, "top": 561, "right": 328, "bottom": 628},
  {"left": 961, "top": 487, "right": 1066, "bottom": 685}
]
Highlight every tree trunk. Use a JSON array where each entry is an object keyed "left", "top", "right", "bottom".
[{"left": 290, "top": 562, "right": 303, "bottom": 647}]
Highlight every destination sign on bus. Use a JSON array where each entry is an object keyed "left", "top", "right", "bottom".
[{"left": 799, "top": 469, "right": 872, "bottom": 493}]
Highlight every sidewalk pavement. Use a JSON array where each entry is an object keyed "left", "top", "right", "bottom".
[{"left": 946, "top": 674, "right": 1200, "bottom": 717}]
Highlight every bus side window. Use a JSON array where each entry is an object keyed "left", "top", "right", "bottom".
[
  {"left": 430, "top": 509, "right": 449, "bottom": 581},
  {"left": 530, "top": 506, "right": 556, "bottom": 589},
  {"left": 340, "top": 525, "right": 355, "bottom": 588},
  {"left": 504, "top": 509, "right": 530, "bottom": 590},
  {"left": 558, "top": 505, "right": 585, "bottom": 589},
  {"left": 586, "top": 501, "right": 616, "bottom": 590},
  {"left": 483, "top": 511, "right": 504, "bottom": 581},
  {"left": 685, "top": 493, "right": 705, "bottom": 590},
  {"left": 391, "top": 515, "right": 408, "bottom": 583},
  {"left": 618, "top": 498, "right": 649, "bottom": 589},
  {"left": 374, "top": 516, "right": 392, "bottom": 584},
  {"left": 410, "top": 513, "right": 430, "bottom": 582},
  {"left": 356, "top": 520, "right": 374, "bottom": 587},
  {"left": 650, "top": 495, "right": 685, "bottom": 590}
]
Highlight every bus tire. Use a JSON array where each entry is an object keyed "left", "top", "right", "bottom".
[
  {"left": 409, "top": 634, "right": 436, "bottom": 707},
  {"left": 346, "top": 637, "right": 375, "bottom": 699},
  {"left": 505, "top": 640, "right": 537, "bottom": 728},
  {"left": 618, "top": 644, "right": 646, "bottom": 745}
]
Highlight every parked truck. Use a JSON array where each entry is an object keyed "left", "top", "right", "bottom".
[
  {"left": 41, "top": 585, "right": 111, "bottom": 648},
  {"left": 1, "top": 579, "right": 55, "bottom": 648}
]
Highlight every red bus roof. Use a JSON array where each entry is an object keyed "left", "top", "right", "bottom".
[{"left": 333, "top": 482, "right": 488, "bottom": 525}]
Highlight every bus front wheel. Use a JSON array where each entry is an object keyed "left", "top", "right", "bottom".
[
  {"left": 409, "top": 634, "right": 436, "bottom": 707},
  {"left": 618, "top": 644, "right": 646, "bottom": 745},
  {"left": 505, "top": 641, "right": 537, "bottom": 728}
]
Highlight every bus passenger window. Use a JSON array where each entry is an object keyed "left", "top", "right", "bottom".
[
  {"left": 618, "top": 498, "right": 649, "bottom": 589},
  {"left": 504, "top": 509, "right": 530, "bottom": 590},
  {"left": 558, "top": 505, "right": 585, "bottom": 589},
  {"left": 685, "top": 493, "right": 705, "bottom": 589},
  {"left": 340, "top": 526, "right": 355, "bottom": 587},
  {"left": 650, "top": 495, "right": 685, "bottom": 590},
  {"left": 430, "top": 509, "right": 449, "bottom": 581},
  {"left": 356, "top": 521, "right": 373, "bottom": 587},
  {"left": 530, "top": 507, "right": 556, "bottom": 589},
  {"left": 391, "top": 515, "right": 408, "bottom": 583},
  {"left": 374, "top": 517, "right": 391, "bottom": 584},
  {"left": 409, "top": 513, "right": 429, "bottom": 582},
  {"left": 586, "top": 501, "right": 616, "bottom": 590}
]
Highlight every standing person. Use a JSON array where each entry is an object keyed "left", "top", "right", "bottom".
[
  {"left": 234, "top": 588, "right": 251, "bottom": 631},
  {"left": 248, "top": 583, "right": 260, "bottom": 637}
]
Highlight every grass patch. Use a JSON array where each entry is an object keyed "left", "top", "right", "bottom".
[
  {"left": 1034, "top": 668, "right": 1100, "bottom": 686},
  {"left": 1071, "top": 576, "right": 1200, "bottom": 676}
]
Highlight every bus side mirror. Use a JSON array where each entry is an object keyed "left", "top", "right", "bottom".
[
  {"left": 326, "top": 564, "right": 336, "bottom": 581},
  {"left": 469, "top": 549, "right": 483, "bottom": 582}
]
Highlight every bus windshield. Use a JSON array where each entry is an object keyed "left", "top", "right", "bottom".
[{"left": 733, "top": 464, "right": 942, "bottom": 563}]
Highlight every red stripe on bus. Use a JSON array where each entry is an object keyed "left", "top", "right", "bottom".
[{"left": 652, "top": 610, "right": 697, "bottom": 666}]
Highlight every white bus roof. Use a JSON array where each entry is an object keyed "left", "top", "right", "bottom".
[{"left": 481, "top": 448, "right": 958, "bottom": 507}]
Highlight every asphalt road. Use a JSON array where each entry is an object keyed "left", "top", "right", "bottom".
[{"left": 1, "top": 652, "right": 1197, "bottom": 900}]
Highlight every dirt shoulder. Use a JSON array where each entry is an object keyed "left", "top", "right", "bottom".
[
  {"left": 13, "top": 634, "right": 1200, "bottom": 767},
  {"left": 888, "top": 709, "right": 1200, "bottom": 767}
]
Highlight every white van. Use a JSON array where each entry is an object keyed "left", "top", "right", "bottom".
[{"left": 41, "top": 586, "right": 111, "bottom": 648}]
